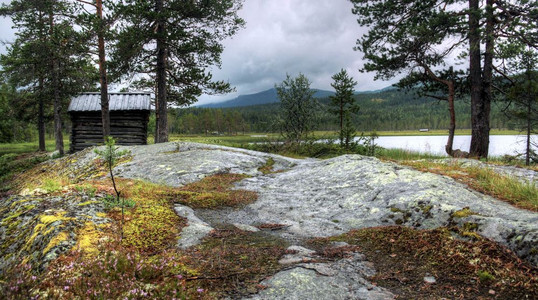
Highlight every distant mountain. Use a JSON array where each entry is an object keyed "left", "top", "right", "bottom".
[
  {"left": 199, "top": 88, "right": 341, "bottom": 108},
  {"left": 197, "top": 86, "right": 395, "bottom": 108},
  {"left": 355, "top": 86, "right": 397, "bottom": 94},
  {"left": 199, "top": 89, "right": 279, "bottom": 108}
]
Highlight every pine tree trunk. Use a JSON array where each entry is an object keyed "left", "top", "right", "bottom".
[
  {"left": 38, "top": 77, "right": 46, "bottom": 152},
  {"left": 96, "top": 0, "right": 110, "bottom": 138},
  {"left": 468, "top": 0, "right": 487, "bottom": 158},
  {"left": 52, "top": 59, "right": 64, "bottom": 156},
  {"left": 154, "top": 0, "right": 168, "bottom": 143},
  {"left": 50, "top": 13, "right": 64, "bottom": 156},
  {"left": 445, "top": 81, "right": 456, "bottom": 156},
  {"left": 526, "top": 100, "right": 531, "bottom": 166}
]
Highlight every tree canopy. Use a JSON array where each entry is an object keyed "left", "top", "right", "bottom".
[
  {"left": 350, "top": 0, "right": 538, "bottom": 158},
  {"left": 112, "top": 0, "right": 245, "bottom": 143}
]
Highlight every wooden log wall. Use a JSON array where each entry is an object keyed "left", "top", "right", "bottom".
[{"left": 70, "top": 111, "right": 149, "bottom": 152}]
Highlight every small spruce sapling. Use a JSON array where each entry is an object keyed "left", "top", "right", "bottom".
[{"left": 94, "top": 136, "right": 129, "bottom": 239}]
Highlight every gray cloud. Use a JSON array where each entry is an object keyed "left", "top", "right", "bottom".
[
  {"left": 0, "top": 0, "right": 16, "bottom": 55},
  {"left": 200, "top": 0, "right": 395, "bottom": 105}
]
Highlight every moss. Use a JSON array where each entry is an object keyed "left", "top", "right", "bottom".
[
  {"left": 75, "top": 222, "right": 101, "bottom": 256},
  {"left": 43, "top": 231, "right": 69, "bottom": 254},
  {"left": 451, "top": 207, "right": 478, "bottom": 218},
  {"left": 463, "top": 222, "right": 478, "bottom": 231},
  {"left": 258, "top": 157, "right": 276, "bottom": 175},
  {"left": 390, "top": 207, "right": 405, "bottom": 213},
  {"left": 461, "top": 231, "right": 482, "bottom": 240},
  {"left": 420, "top": 204, "right": 433, "bottom": 214},
  {"left": 22, "top": 211, "right": 74, "bottom": 252},
  {"left": 1, "top": 204, "right": 36, "bottom": 225},
  {"left": 122, "top": 204, "right": 183, "bottom": 253},
  {"left": 477, "top": 270, "right": 495, "bottom": 282},
  {"left": 9, "top": 198, "right": 32, "bottom": 209},
  {"left": 77, "top": 200, "right": 98, "bottom": 207}
]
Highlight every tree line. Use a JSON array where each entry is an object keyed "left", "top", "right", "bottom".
[{"left": 165, "top": 86, "right": 513, "bottom": 135}]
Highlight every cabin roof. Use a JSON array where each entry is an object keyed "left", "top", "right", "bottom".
[{"left": 68, "top": 92, "right": 151, "bottom": 112}]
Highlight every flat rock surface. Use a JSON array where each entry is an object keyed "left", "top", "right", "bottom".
[{"left": 113, "top": 142, "right": 299, "bottom": 187}]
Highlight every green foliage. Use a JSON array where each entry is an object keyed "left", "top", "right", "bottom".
[
  {"left": 111, "top": 0, "right": 245, "bottom": 106},
  {"left": 94, "top": 136, "right": 129, "bottom": 169},
  {"left": 0, "top": 84, "right": 15, "bottom": 143},
  {"left": 94, "top": 136, "right": 130, "bottom": 238},
  {"left": 0, "top": 0, "right": 98, "bottom": 153},
  {"left": 101, "top": 194, "right": 135, "bottom": 210},
  {"left": 477, "top": 270, "right": 495, "bottom": 283},
  {"left": 503, "top": 48, "right": 538, "bottom": 165},
  {"left": 275, "top": 74, "right": 319, "bottom": 143},
  {"left": 167, "top": 88, "right": 513, "bottom": 135},
  {"left": 330, "top": 69, "right": 359, "bottom": 149}
]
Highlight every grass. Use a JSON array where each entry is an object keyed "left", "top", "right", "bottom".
[
  {"left": 0, "top": 152, "right": 51, "bottom": 192},
  {"left": 375, "top": 148, "right": 445, "bottom": 161},
  {"left": 307, "top": 226, "right": 538, "bottom": 299},
  {"left": 0, "top": 138, "right": 70, "bottom": 156},
  {"left": 402, "top": 160, "right": 538, "bottom": 211}
]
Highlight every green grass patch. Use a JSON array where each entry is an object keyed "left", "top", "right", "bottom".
[
  {"left": 0, "top": 138, "right": 70, "bottom": 156},
  {"left": 375, "top": 148, "right": 445, "bottom": 161}
]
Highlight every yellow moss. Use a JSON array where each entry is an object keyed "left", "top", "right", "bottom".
[
  {"left": 461, "top": 231, "right": 482, "bottom": 240},
  {"left": 40, "top": 211, "right": 73, "bottom": 224},
  {"left": 43, "top": 231, "right": 69, "bottom": 254},
  {"left": 10, "top": 199, "right": 32, "bottom": 209},
  {"left": 122, "top": 204, "right": 181, "bottom": 252},
  {"left": 23, "top": 223, "right": 47, "bottom": 252},
  {"left": 77, "top": 201, "right": 98, "bottom": 206},
  {"left": 23, "top": 211, "right": 74, "bottom": 252},
  {"left": 96, "top": 212, "right": 108, "bottom": 218},
  {"left": 451, "top": 207, "right": 478, "bottom": 218},
  {"left": 170, "top": 263, "right": 200, "bottom": 277},
  {"left": 75, "top": 222, "right": 101, "bottom": 256}
]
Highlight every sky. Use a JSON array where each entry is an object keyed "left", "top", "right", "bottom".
[{"left": 0, "top": 0, "right": 397, "bottom": 106}]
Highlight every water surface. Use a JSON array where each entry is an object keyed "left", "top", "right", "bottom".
[{"left": 373, "top": 135, "right": 537, "bottom": 157}]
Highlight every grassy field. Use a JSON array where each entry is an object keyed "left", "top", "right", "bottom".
[{"left": 0, "top": 138, "right": 70, "bottom": 156}]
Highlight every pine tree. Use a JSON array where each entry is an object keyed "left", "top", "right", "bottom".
[
  {"left": 112, "top": 0, "right": 245, "bottom": 143},
  {"left": 330, "top": 69, "right": 358, "bottom": 149},
  {"left": 275, "top": 74, "right": 318, "bottom": 143},
  {"left": 1, "top": 0, "right": 98, "bottom": 154},
  {"left": 350, "top": 0, "right": 538, "bottom": 158},
  {"left": 504, "top": 49, "right": 538, "bottom": 165}
]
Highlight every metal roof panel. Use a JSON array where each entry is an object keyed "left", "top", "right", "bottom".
[{"left": 68, "top": 92, "right": 151, "bottom": 112}]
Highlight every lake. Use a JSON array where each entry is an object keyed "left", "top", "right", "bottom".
[{"left": 373, "top": 135, "right": 538, "bottom": 157}]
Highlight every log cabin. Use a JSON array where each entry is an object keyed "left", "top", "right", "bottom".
[{"left": 68, "top": 92, "right": 151, "bottom": 152}]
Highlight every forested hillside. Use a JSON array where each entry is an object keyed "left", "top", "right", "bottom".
[{"left": 168, "top": 88, "right": 511, "bottom": 135}]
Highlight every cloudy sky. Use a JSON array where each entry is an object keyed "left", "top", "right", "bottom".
[
  {"left": 0, "top": 0, "right": 397, "bottom": 106},
  {"left": 201, "top": 0, "right": 397, "bottom": 105}
]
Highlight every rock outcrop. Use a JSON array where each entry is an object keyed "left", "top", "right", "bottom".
[{"left": 2, "top": 141, "right": 536, "bottom": 299}]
